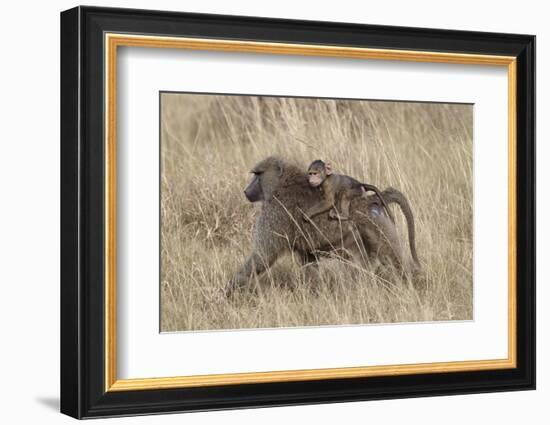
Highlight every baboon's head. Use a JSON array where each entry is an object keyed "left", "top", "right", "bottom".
[
  {"left": 244, "top": 157, "right": 284, "bottom": 202},
  {"left": 307, "top": 159, "right": 332, "bottom": 187}
]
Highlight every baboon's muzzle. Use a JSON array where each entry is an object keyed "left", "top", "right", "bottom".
[{"left": 244, "top": 175, "right": 262, "bottom": 202}]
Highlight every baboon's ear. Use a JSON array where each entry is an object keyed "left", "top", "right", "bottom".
[{"left": 325, "top": 162, "right": 333, "bottom": 175}]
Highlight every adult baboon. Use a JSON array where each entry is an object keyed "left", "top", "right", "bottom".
[{"left": 226, "top": 156, "right": 419, "bottom": 294}]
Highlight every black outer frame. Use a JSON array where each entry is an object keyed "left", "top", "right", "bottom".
[{"left": 60, "top": 5, "right": 535, "bottom": 419}]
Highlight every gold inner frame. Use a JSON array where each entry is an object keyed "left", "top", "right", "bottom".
[{"left": 104, "top": 33, "right": 517, "bottom": 392}]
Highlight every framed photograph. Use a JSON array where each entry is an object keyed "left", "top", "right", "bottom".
[{"left": 60, "top": 6, "right": 535, "bottom": 419}]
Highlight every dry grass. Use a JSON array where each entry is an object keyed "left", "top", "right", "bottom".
[{"left": 160, "top": 93, "right": 473, "bottom": 332}]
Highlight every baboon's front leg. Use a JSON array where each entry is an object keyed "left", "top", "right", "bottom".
[
  {"left": 303, "top": 200, "right": 334, "bottom": 221},
  {"left": 226, "top": 250, "right": 278, "bottom": 296}
]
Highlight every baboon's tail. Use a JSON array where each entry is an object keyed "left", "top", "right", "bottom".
[
  {"left": 381, "top": 187, "right": 420, "bottom": 267},
  {"left": 361, "top": 183, "right": 396, "bottom": 224}
]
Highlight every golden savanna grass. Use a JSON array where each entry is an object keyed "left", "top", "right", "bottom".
[{"left": 160, "top": 93, "right": 473, "bottom": 332}]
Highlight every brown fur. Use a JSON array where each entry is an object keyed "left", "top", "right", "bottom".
[
  {"left": 227, "top": 156, "right": 419, "bottom": 294},
  {"left": 305, "top": 159, "right": 395, "bottom": 222}
]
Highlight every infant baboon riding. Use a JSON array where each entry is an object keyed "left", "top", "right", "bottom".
[
  {"left": 227, "top": 156, "right": 420, "bottom": 295},
  {"left": 304, "top": 159, "right": 394, "bottom": 222}
]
